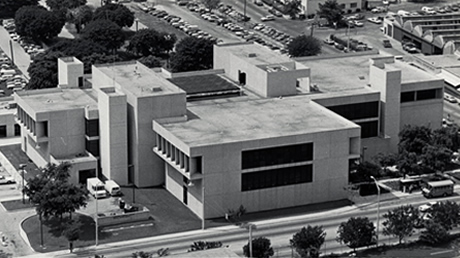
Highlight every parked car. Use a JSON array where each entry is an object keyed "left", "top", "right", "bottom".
[
  {"left": 352, "top": 20, "right": 364, "bottom": 27},
  {"left": 261, "top": 15, "right": 275, "bottom": 21},
  {"left": 402, "top": 42, "right": 418, "bottom": 53},
  {"left": 367, "top": 17, "right": 382, "bottom": 24},
  {"left": 323, "top": 38, "right": 334, "bottom": 45},
  {"left": 0, "top": 175, "right": 15, "bottom": 184},
  {"left": 371, "top": 7, "right": 385, "bottom": 13},
  {"left": 382, "top": 39, "right": 392, "bottom": 48}
]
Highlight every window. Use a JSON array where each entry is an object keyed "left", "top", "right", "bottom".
[
  {"left": 350, "top": 2, "right": 357, "bottom": 8},
  {"left": 327, "top": 102, "right": 379, "bottom": 120},
  {"left": 242, "top": 143, "right": 313, "bottom": 169},
  {"left": 416, "top": 89, "right": 437, "bottom": 101},
  {"left": 14, "top": 124, "right": 20, "bottom": 136},
  {"left": 241, "top": 165, "right": 313, "bottom": 191},
  {"left": 85, "top": 139, "right": 100, "bottom": 157},
  {"left": 357, "top": 121, "right": 378, "bottom": 138},
  {"left": 401, "top": 91, "right": 415, "bottom": 102},
  {"left": 0, "top": 126, "right": 6, "bottom": 138},
  {"left": 85, "top": 119, "right": 99, "bottom": 137}
]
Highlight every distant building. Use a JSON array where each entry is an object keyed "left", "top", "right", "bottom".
[
  {"left": 14, "top": 43, "right": 443, "bottom": 219},
  {"left": 383, "top": 13, "right": 460, "bottom": 55}
]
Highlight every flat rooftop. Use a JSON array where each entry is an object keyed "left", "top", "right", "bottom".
[
  {"left": 299, "top": 54, "right": 439, "bottom": 94},
  {"left": 217, "top": 43, "right": 292, "bottom": 66},
  {"left": 299, "top": 54, "right": 378, "bottom": 94},
  {"left": 157, "top": 95, "right": 360, "bottom": 147},
  {"left": 168, "top": 74, "right": 240, "bottom": 95},
  {"left": 95, "top": 62, "right": 184, "bottom": 97},
  {"left": 16, "top": 88, "right": 97, "bottom": 112},
  {"left": 415, "top": 54, "right": 460, "bottom": 68}
]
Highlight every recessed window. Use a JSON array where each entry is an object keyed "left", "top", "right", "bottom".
[{"left": 242, "top": 165, "right": 313, "bottom": 191}]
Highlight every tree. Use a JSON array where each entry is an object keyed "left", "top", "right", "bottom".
[
  {"left": 336, "top": 217, "right": 376, "bottom": 251},
  {"left": 0, "top": 0, "right": 39, "bottom": 19},
  {"left": 50, "top": 38, "right": 107, "bottom": 57},
  {"left": 420, "top": 145, "right": 452, "bottom": 173},
  {"left": 243, "top": 237, "right": 274, "bottom": 258},
  {"left": 46, "top": 0, "right": 86, "bottom": 11},
  {"left": 419, "top": 222, "right": 449, "bottom": 246},
  {"left": 349, "top": 161, "right": 381, "bottom": 183},
  {"left": 81, "top": 53, "right": 123, "bottom": 72},
  {"left": 189, "top": 241, "right": 223, "bottom": 251},
  {"left": 68, "top": 5, "right": 94, "bottom": 33},
  {"left": 26, "top": 51, "right": 65, "bottom": 89},
  {"left": 15, "top": 6, "right": 65, "bottom": 42},
  {"left": 317, "top": 0, "right": 343, "bottom": 28},
  {"left": 398, "top": 125, "right": 432, "bottom": 155},
  {"left": 81, "top": 19, "right": 125, "bottom": 51},
  {"left": 127, "top": 29, "right": 176, "bottom": 57},
  {"left": 290, "top": 225, "right": 326, "bottom": 258},
  {"left": 132, "top": 251, "right": 152, "bottom": 258},
  {"left": 429, "top": 201, "right": 460, "bottom": 231},
  {"left": 63, "top": 220, "right": 81, "bottom": 253},
  {"left": 287, "top": 35, "right": 321, "bottom": 57},
  {"left": 24, "top": 162, "right": 89, "bottom": 220},
  {"left": 169, "top": 37, "right": 214, "bottom": 72},
  {"left": 285, "top": 0, "right": 301, "bottom": 19},
  {"left": 201, "top": 0, "right": 221, "bottom": 11},
  {"left": 432, "top": 126, "right": 460, "bottom": 152},
  {"left": 93, "top": 3, "right": 134, "bottom": 28},
  {"left": 382, "top": 205, "right": 419, "bottom": 244},
  {"left": 138, "top": 56, "right": 162, "bottom": 68}
]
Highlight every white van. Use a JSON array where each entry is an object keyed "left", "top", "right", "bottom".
[
  {"left": 87, "top": 177, "right": 107, "bottom": 198},
  {"left": 104, "top": 180, "right": 121, "bottom": 196},
  {"left": 1, "top": 69, "right": 15, "bottom": 75}
]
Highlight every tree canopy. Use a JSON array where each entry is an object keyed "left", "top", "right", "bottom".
[
  {"left": 419, "top": 222, "right": 449, "bottom": 246},
  {"left": 24, "top": 162, "right": 89, "bottom": 220},
  {"left": 397, "top": 125, "right": 458, "bottom": 175},
  {"left": 46, "top": 0, "right": 86, "bottom": 11},
  {"left": 382, "top": 205, "right": 419, "bottom": 244},
  {"left": 15, "top": 5, "right": 65, "bottom": 42},
  {"left": 93, "top": 3, "right": 134, "bottom": 28},
  {"left": 127, "top": 29, "right": 176, "bottom": 57},
  {"left": 290, "top": 225, "right": 326, "bottom": 258},
  {"left": 0, "top": 0, "right": 39, "bottom": 19},
  {"left": 81, "top": 19, "right": 125, "bottom": 51},
  {"left": 317, "top": 0, "right": 343, "bottom": 28},
  {"left": 67, "top": 5, "right": 94, "bottom": 33},
  {"left": 243, "top": 237, "right": 274, "bottom": 258},
  {"left": 287, "top": 35, "right": 321, "bottom": 57},
  {"left": 201, "top": 0, "right": 221, "bottom": 11},
  {"left": 429, "top": 201, "right": 460, "bottom": 231},
  {"left": 336, "top": 217, "right": 376, "bottom": 251},
  {"left": 26, "top": 51, "right": 65, "bottom": 90},
  {"left": 169, "top": 37, "right": 214, "bottom": 72},
  {"left": 285, "top": 0, "right": 301, "bottom": 19},
  {"left": 138, "top": 55, "right": 162, "bottom": 68}
]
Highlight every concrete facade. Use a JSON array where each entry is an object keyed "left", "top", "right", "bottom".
[{"left": 13, "top": 42, "right": 445, "bottom": 219}]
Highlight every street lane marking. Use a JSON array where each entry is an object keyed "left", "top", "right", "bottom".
[{"left": 431, "top": 250, "right": 453, "bottom": 256}]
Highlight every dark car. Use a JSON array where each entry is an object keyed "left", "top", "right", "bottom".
[{"left": 382, "top": 39, "right": 392, "bottom": 48}]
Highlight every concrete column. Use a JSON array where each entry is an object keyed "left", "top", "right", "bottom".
[
  {"left": 162, "top": 138, "right": 166, "bottom": 155},
  {"left": 175, "top": 148, "right": 180, "bottom": 165},
  {"left": 180, "top": 152, "right": 184, "bottom": 169},
  {"left": 156, "top": 134, "right": 161, "bottom": 151},
  {"left": 171, "top": 145, "right": 176, "bottom": 161},
  {"left": 166, "top": 141, "right": 170, "bottom": 157},
  {"left": 185, "top": 156, "right": 190, "bottom": 172},
  {"left": 190, "top": 157, "right": 197, "bottom": 174}
]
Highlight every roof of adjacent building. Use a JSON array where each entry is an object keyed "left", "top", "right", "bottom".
[
  {"left": 168, "top": 74, "right": 240, "bottom": 95},
  {"left": 95, "top": 62, "right": 185, "bottom": 97},
  {"left": 299, "top": 54, "right": 440, "bottom": 94},
  {"left": 157, "top": 95, "right": 360, "bottom": 147},
  {"left": 15, "top": 88, "right": 97, "bottom": 112},
  {"left": 217, "top": 43, "right": 292, "bottom": 66}
]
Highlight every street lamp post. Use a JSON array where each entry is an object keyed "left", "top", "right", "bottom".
[
  {"left": 370, "top": 176, "right": 380, "bottom": 247},
  {"left": 95, "top": 182, "right": 104, "bottom": 247},
  {"left": 245, "top": 223, "right": 257, "bottom": 257},
  {"left": 19, "top": 164, "right": 27, "bottom": 204},
  {"left": 135, "top": 18, "right": 139, "bottom": 32}
]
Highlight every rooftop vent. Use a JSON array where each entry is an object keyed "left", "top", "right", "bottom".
[
  {"left": 359, "top": 76, "right": 365, "bottom": 80},
  {"left": 248, "top": 53, "right": 257, "bottom": 58}
]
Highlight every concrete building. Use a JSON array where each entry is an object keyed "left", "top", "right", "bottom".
[
  {"left": 383, "top": 13, "right": 460, "bottom": 55},
  {"left": 13, "top": 43, "right": 444, "bottom": 219},
  {"left": 299, "top": 0, "right": 363, "bottom": 16}
]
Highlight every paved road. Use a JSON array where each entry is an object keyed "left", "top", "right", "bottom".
[{"left": 51, "top": 190, "right": 460, "bottom": 258}]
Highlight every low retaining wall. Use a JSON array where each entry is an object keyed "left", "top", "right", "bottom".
[{"left": 97, "top": 207, "right": 151, "bottom": 227}]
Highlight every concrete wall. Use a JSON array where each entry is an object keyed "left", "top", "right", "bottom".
[
  {"left": 0, "top": 112, "right": 17, "bottom": 137},
  {"left": 98, "top": 87, "right": 128, "bottom": 184},
  {"left": 58, "top": 58, "right": 83, "bottom": 88},
  {"left": 162, "top": 126, "right": 360, "bottom": 219}
]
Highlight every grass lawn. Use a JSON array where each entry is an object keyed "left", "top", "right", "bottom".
[{"left": 1, "top": 199, "right": 35, "bottom": 211}]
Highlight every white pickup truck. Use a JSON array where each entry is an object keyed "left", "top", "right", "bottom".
[{"left": 0, "top": 175, "right": 15, "bottom": 184}]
